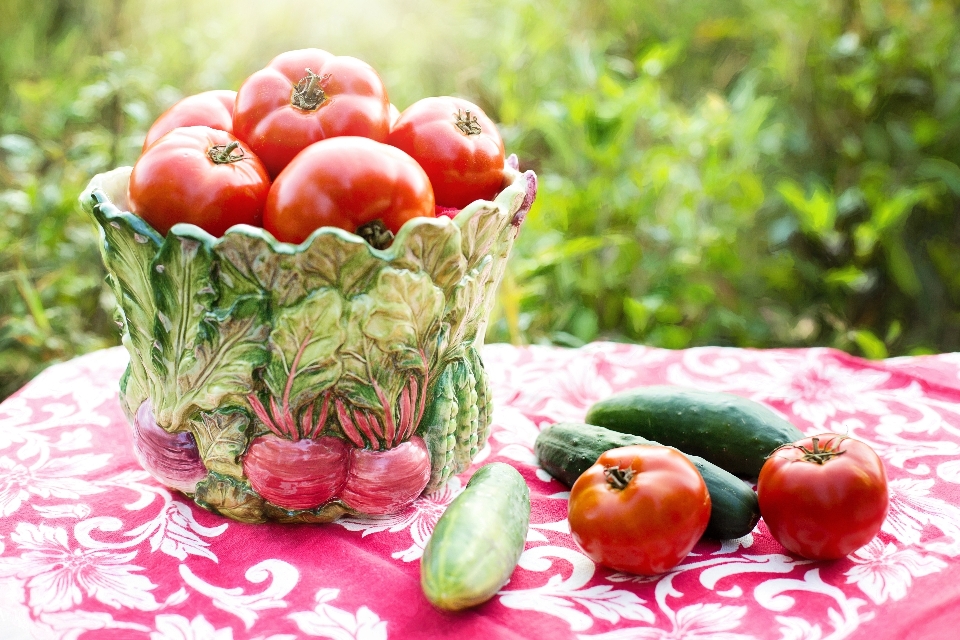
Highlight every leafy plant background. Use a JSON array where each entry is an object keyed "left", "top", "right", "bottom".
[{"left": 3, "top": 0, "right": 960, "bottom": 401}]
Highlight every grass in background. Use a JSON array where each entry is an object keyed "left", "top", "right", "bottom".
[{"left": 2, "top": 0, "right": 959, "bottom": 399}]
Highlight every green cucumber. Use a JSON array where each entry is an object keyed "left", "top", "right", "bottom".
[
  {"left": 585, "top": 386, "right": 804, "bottom": 478},
  {"left": 535, "top": 422, "right": 760, "bottom": 540},
  {"left": 421, "top": 462, "right": 530, "bottom": 611}
]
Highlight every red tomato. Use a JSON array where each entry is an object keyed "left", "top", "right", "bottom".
[
  {"left": 128, "top": 126, "right": 271, "bottom": 237},
  {"left": 568, "top": 445, "right": 711, "bottom": 575},
  {"left": 142, "top": 90, "right": 236, "bottom": 152},
  {"left": 233, "top": 48, "right": 391, "bottom": 177},
  {"left": 263, "top": 136, "right": 435, "bottom": 246},
  {"left": 758, "top": 433, "right": 889, "bottom": 560},
  {"left": 387, "top": 96, "right": 505, "bottom": 208}
]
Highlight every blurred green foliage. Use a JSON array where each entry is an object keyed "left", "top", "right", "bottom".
[{"left": 3, "top": 0, "right": 960, "bottom": 399}]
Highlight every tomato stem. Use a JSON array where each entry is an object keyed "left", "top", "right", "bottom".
[
  {"left": 207, "top": 141, "right": 245, "bottom": 164},
  {"left": 454, "top": 109, "right": 482, "bottom": 136},
  {"left": 603, "top": 466, "right": 635, "bottom": 491},
  {"left": 771, "top": 435, "right": 848, "bottom": 465},
  {"left": 292, "top": 68, "right": 330, "bottom": 111},
  {"left": 356, "top": 219, "right": 394, "bottom": 249}
]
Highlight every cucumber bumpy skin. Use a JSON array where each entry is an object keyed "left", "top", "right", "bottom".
[
  {"left": 584, "top": 386, "right": 805, "bottom": 478},
  {"left": 535, "top": 422, "right": 761, "bottom": 540},
  {"left": 420, "top": 462, "right": 530, "bottom": 611}
]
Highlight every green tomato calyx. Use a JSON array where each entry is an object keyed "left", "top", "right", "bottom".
[
  {"left": 603, "top": 465, "right": 635, "bottom": 491},
  {"left": 207, "top": 141, "right": 245, "bottom": 164},
  {"left": 454, "top": 109, "right": 482, "bottom": 136},
  {"left": 292, "top": 68, "right": 330, "bottom": 111},
  {"left": 772, "top": 435, "right": 848, "bottom": 465},
  {"left": 356, "top": 219, "right": 394, "bottom": 249}
]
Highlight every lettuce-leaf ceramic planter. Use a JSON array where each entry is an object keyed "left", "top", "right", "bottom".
[{"left": 80, "top": 160, "right": 536, "bottom": 524}]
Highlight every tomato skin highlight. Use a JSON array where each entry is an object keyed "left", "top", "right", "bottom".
[
  {"left": 568, "top": 445, "right": 711, "bottom": 575},
  {"left": 263, "top": 136, "right": 435, "bottom": 245},
  {"left": 142, "top": 90, "right": 236, "bottom": 152},
  {"left": 388, "top": 96, "right": 505, "bottom": 209},
  {"left": 128, "top": 126, "right": 271, "bottom": 237},
  {"left": 758, "top": 433, "right": 889, "bottom": 560},
  {"left": 233, "top": 48, "right": 391, "bottom": 177}
]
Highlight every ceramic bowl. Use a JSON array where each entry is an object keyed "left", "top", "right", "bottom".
[{"left": 80, "top": 159, "right": 536, "bottom": 523}]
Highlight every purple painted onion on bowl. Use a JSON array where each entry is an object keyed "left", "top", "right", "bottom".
[{"left": 133, "top": 400, "right": 208, "bottom": 493}]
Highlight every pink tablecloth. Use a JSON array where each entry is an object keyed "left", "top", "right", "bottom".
[{"left": 3, "top": 343, "right": 960, "bottom": 639}]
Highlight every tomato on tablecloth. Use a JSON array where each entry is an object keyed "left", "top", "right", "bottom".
[{"left": 2, "top": 343, "right": 960, "bottom": 639}]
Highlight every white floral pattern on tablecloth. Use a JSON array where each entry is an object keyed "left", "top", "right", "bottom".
[{"left": 2, "top": 344, "right": 960, "bottom": 639}]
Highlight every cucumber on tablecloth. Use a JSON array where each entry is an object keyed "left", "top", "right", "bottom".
[
  {"left": 420, "top": 462, "right": 530, "bottom": 610},
  {"left": 535, "top": 422, "right": 760, "bottom": 540},
  {"left": 584, "top": 386, "right": 804, "bottom": 478}
]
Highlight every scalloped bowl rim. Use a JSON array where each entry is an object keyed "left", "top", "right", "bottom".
[{"left": 81, "top": 165, "right": 530, "bottom": 258}]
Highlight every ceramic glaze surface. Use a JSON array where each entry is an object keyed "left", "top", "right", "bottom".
[{"left": 80, "top": 162, "right": 536, "bottom": 523}]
